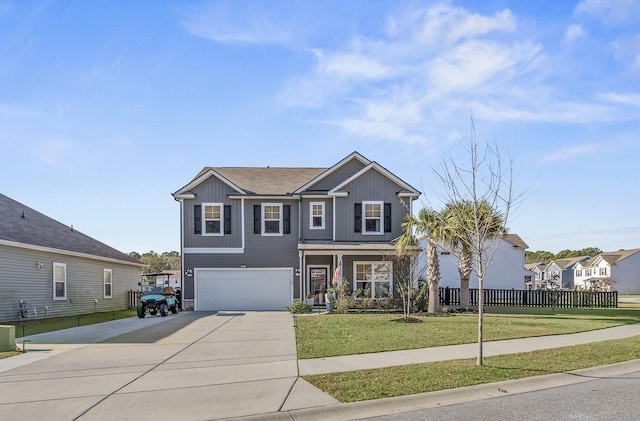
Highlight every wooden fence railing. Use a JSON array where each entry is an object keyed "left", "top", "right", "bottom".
[
  {"left": 439, "top": 287, "right": 618, "bottom": 308},
  {"left": 128, "top": 290, "right": 141, "bottom": 309}
]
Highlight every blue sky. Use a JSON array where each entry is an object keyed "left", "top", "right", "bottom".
[{"left": 1, "top": 0, "right": 639, "bottom": 255}]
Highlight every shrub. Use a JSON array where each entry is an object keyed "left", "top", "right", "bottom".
[{"left": 287, "top": 300, "right": 312, "bottom": 314}]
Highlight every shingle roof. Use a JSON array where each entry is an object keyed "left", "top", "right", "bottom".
[
  {"left": 599, "top": 248, "right": 640, "bottom": 264},
  {"left": 503, "top": 234, "right": 528, "bottom": 249},
  {"left": 0, "top": 193, "right": 143, "bottom": 265},
  {"left": 204, "top": 167, "right": 327, "bottom": 195},
  {"left": 552, "top": 255, "right": 590, "bottom": 270}
]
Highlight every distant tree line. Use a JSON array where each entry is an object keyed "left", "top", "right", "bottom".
[
  {"left": 525, "top": 247, "right": 603, "bottom": 264},
  {"left": 128, "top": 250, "right": 181, "bottom": 273}
]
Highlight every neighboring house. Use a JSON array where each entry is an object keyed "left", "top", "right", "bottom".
[
  {"left": 524, "top": 262, "right": 546, "bottom": 290},
  {"left": 172, "top": 152, "right": 420, "bottom": 311},
  {"left": 574, "top": 249, "right": 640, "bottom": 294},
  {"left": 417, "top": 234, "right": 530, "bottom": 290},
  {"left": 542, "top": 256, "right": 590, "bottom": 290},
  {"left": 0, "top": 193, "right": 145, "bottom": 322}
]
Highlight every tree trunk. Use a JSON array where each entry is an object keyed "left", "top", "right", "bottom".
[
  {"left": 458, "top": 249, "right": 472, "bottom": 308},
  {"left": 427, "top": 239, "right": 440, "bottom": 314},
  {"left": 477, "top": 270, "right": 484, "bottom": 366}
]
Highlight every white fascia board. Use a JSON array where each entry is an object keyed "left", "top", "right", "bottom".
[
  {"left": 294, "top": 151, "right": 371, "bottom": 194},
  {"left": 173, "top": 193, "right": 195, "bottom": 200},
  {"left": 328, "top": 162, "right": 420, "bottom": 196},
  {"left": 327, "top": 191, "right": 348, "bottom": 197},
  {"left": 0, "top": 239, "right": 146, "bottom": 268},
  {"left": 173, "top": 169, "right": 247, "bottom": 197},
  {"left": 229, "top": 195, "right": 298, "bottom": 200}
]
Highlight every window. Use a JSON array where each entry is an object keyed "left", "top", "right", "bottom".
[
  {"left": 104, "top": 268, "right": 112, "bottom": 298},
  {"left": 310, "top": 202, "right": 325, "bottom": 229},
  {"left": 354, "top": 261, "right": 392, "bottom": 298},
  {"left": 599, "top": 267, "right": 608, "bottom": 276},
  {"left": 363, "top": 201, "right": 383, "bottom": 234},
  {"left": 575, "top": 269, "right": 582, "bottom": 277},
  {"left": 53, "top": 262, "right": 66, "bottom": 300},
  {"left": 202, "top": 203, "right": 223, "bottom": 235},
  {"left": 263, "top": 203, "right": 282, "bottom": 235}
]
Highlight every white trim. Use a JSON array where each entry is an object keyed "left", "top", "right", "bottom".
[
  {"left": 53, "top": 262, "right": 67, "bottom": 300},
  {"left": 309, "top": 202, "right": 325, "bottom": 230},
  {"left": 262, "top": 203, "right": 283, "bottom": 236},
  {"left": 332, "top": 196, "right": 336, "bottom": 241},
  {"left": 241, "top": 198, "right": 246, "bottom": 251},
  {"left": 328, "top": 162, "right": 420, "bottom": 196},
  {"left": 327, "top": 191, "right": 348, "bottom": 197},
  {"left": 183, "top": 247, "right": 244, "bottom": 254},
  {"left": 103, "top": 268, "right": 113, "bottom": 299},
  {"left": 229, "top": 195, "right": 295, "bottom": 200},
  {"left": 0, "top": 239, "right": 146, "bottom": 267},
  {"left": 201, "top": 202, "right": 224, "bottom": 236},
  {"left": 294, "top": 152, "right": 371, "bottom": 194},
  {"left": 362, "top": 201, "right": 384, "bottom": 235},
  {"left": 173, "top": 168, "right": 247, "bottom": 197},
  {"left": 353, "top": 260, "right": 393, "bottom": 298}
]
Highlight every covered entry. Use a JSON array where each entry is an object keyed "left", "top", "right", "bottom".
[{"left": 195, "top": 268, "right": 293, "bottom": 311}]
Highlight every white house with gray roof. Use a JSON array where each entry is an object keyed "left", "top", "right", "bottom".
[
  {"left": 172, "top": 152, "right": 421, "bottom": 311},
  {"left": 573, "top": 248, "right": 640, "bottom": 293},
  {"left": 418, "top": 234, "right": 530, "bottom": 290},
  {"left": 0, "top": 193, "right": 145, "bottom": 322}
]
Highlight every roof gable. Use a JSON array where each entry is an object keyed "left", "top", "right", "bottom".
[
  {"left": 328, "top": 161, "right": 420, "bottom": 197},
  {"left": 0, "top": 194, "right": 142, "bottom": 265},
  {"left": 294, "top": 151, "right": 370, "bottom": 194}
]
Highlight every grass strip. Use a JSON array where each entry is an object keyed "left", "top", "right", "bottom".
[
  {"left": 303, "top": 335, "right": 640, "bottom": 402},
  {"left": 295, "top": 309, "right": 640, "bottom": 359}
]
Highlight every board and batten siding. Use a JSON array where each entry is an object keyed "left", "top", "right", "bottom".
[
  {"left": 306, "top": 159, "right": 366, "bottom": 191},
  {"left": 333, "top": 168, "right": 410, "bottom": 242},
  {"left": 0, "top": 244, "right": 141, "bottom": 322},
  {"left": 183, "top": 179, "right": 242, "bottom": 249}
]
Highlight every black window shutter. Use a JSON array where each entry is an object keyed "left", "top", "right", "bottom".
[
  {"left": 354, "top": 203, "right": 362, "bottom": 233},
  {"left": 253, "top": 205, "right": 261, "bottom": 234},
  {"left": 224, "top": 205, "right": 232, "bottom": 234},
  {"left": 283, "top": 205, "right": 291, "bottom": 234},
  {"left": 384, "top": 203, "right": 392, "bottom": 233},
  {"left": 194, "top": 205, "right": 201, "bottom": 234}
]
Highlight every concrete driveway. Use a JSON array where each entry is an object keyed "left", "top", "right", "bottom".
[{"left": 0, "top": 311, "right": 336, "bottom": 420}]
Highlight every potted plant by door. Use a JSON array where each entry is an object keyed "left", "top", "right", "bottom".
[{"left": 305, "top": 293, "right": 314, "bottom": 306}]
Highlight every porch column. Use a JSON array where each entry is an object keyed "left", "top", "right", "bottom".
[{"left": 299, "top": 250, "right": 304, "bottom": 300}]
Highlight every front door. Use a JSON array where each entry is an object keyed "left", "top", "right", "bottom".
[{"left": 309, "top": 267, "right": 328, "bottom": 305}]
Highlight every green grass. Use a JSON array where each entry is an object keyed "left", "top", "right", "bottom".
[
  {"left": 5, "top": 309, "right": 137, "bottom": 338},
  {"left": 304, "top": 336, "right": 640, "bottom": 402},
  {"left": 295, "top": 307, "right": 640, "bottom": 359}
]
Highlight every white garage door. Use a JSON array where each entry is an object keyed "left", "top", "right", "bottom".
[{"left": 195, "top": 268, "right": 293, "bottom": 311}]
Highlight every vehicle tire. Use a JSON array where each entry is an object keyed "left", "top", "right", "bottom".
[
  {"left": 150, "top": 309, "right": 157, "bottom": 315},
  {"left": 159, "top": 303, "right": 168, "bottom": 317},
  {"left": 137, "top": 304, "right": 145, "bottom": 318}
]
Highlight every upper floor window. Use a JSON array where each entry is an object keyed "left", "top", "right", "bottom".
[
  {"left": 599, "top": 267, "right": 608, "bottom": 276},
  {"left": 575, "top": 269, "right": 582, "bottom": 277},
  {"left": 53, "top": 262, "right": 66, "bottom": 300},
  {"left": 203, "top": 203, "right": 223, "bottom": 236},
  {"left": 310, "top": 202, "right": 325, "bottom": 229},
  {"left": 104, "top": 268, "right": 113, "bottom": 298},
  {"left": 355, "top": 201, "right": 391, "bottom": 235},
  {"left": 253, "top": 203, "right": 291, "bottom": 236},
  {"left": 194, "top": 204, "right": 231, "bottom": 235}
]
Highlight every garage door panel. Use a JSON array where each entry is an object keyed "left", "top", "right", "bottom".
[{"left": 196, "top": 268, "right": 292, "bottom": 311}]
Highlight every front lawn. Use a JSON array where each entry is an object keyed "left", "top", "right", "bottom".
[
  {"left": 295, "top": 307, "right": 640, "bottom": 359},
  {"left": 304, "top": 335, "right": 640, "bottom": 402}
]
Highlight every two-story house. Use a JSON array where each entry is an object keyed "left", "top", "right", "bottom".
[
  {"left": 525, "top": 262, "right": 546, "bottom": 290},
  {"left": 418, "top": 234, "right": 529, "bottom": 290},
  {"left": 172, "top": 152, "right": 420, "bottom": 311},
  {"left": 542, "top": 256, "right": 590, "bottom": 289},
  {"left": 574, "top": 248, "right": 640, "bottom": 293}
]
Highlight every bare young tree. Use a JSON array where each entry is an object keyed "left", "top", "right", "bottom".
[{"left": 434, "top": 117, "right": 520, "bottom": 366}]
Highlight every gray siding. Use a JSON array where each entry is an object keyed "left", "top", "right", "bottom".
[
  {"left": 334, "top": 168, "right": 410, "bottom": 242},
  {"left": 306, "top": 159, "right": 366, "bottom": 191},
  {"left": 182, "top": 198, "right": 301, "bottom": 300},
  {"left": 183, "top": 179, "right": 242, "bottom": 249},
  {"left": 300, "top": 198, "right": 333, "bottom": 241},
  {"left": 0, "top": 244, "right": 141, "bottom": 322}
]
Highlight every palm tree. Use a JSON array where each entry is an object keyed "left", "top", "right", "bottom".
[
  {"left": 441, "top": 200, "right": 505, "bottom": 309},
  {"left": 395, "top": 207, "right": 445, "bottom": 314}
]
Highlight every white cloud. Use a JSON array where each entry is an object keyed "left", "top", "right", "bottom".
[
  {"left": 539, "top": 143, "right": 599, "bottom": 163},
  {"left": 182, "top": 4, "right": 293, "bottom": 46},
  {"left": 563, "top": 24, "right": 585, "bottom": 44},
  {"left": 599, "top": 91, "right": 640, "bottom": 106},
  {"left": 314, "top": 50, "right": 391, "bottom": 80},
  {"left": 574, "top": 0, "right": 640, "bottom": 24}
]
